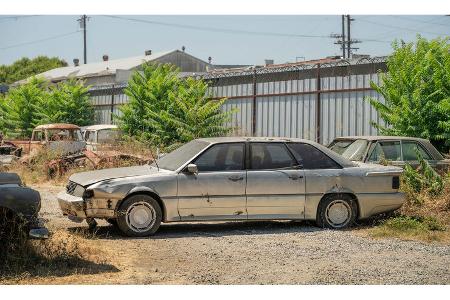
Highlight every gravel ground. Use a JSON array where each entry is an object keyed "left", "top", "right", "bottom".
[{"left": 30, "top": 184, "right": 450, "bottom": 284}]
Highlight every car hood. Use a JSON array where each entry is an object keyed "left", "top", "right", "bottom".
[{"left": 69, "top": 165, "right": 159, "bottom": 187}]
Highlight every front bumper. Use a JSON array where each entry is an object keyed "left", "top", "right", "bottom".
[
  {"left": 57, "top": 192, "right": 87, "bottom": 220},
  {"left": 57, "top": 192, "right": 116, "bottom": 221},
  {"left": 27, "top": 217, "right": 49, "bottom": 239}
]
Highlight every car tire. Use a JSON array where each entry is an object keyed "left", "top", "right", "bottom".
[
  {"left": 116, "top": 194, "right": 162, "bottom": 237},
  {"left": 316, "top": 194, "right": 357, "bottom": 229}
]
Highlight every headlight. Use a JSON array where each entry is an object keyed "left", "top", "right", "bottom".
[{"left": 83, "top": 189, "right": 94, "bottom": 199}]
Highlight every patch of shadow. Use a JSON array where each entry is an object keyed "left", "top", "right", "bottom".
[
  {"left": 68, "top": 220, "right": 324, "bottom": 240},
  {"left": 0, "top": 249, "right": 119, "bottom": 280}
]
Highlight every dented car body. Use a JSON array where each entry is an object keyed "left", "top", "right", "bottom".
[{"left": 58, "top": 137, "right": 405, "bottom": 236}]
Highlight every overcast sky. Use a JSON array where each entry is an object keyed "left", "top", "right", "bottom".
[{"left": 0, "top": 15, "right": 449, "bottom": 66}]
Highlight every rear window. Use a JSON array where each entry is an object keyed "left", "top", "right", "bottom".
[{"left": 287, "top": 143, "right": 341, "bottom": 169}]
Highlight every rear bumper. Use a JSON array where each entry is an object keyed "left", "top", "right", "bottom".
[
  {"left": 57, "top": 192, "right": 87, "bottom": 220},
  {"left": 357, "top": 192, "right": 405, "bottom": 219}
]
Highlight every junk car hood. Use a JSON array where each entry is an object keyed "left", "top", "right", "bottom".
[{"left": 69, "top": 165, "right": 160, "bottom": 187}]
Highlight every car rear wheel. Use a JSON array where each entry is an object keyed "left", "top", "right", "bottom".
[
  {"left": 316, "top": 194, "right": 357, "bottom": 229},
  {"left": 117, "top": 195, "right": 162, "bottom": 237}
]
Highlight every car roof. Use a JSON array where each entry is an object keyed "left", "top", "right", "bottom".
[
  {"left": 333, "top": 135, "right": 430, "bottom": 142},
  {"left": 198, "top": 136, "right": 316, "bottom": 143},
  {"left": 84, "top": 124, "right": 118, "bottom": 131},
  {"left": 34, "top": 123, "right": 80, "bottom": 130},
  {"left": 197, "top": 136, "right": 355, "bottom": 168},
  {"left": 332, "top": 136, "right": 444, "bottom": 160}
]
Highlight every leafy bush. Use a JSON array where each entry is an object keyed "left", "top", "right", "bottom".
[
  {"left": 116, "top": 63, "right": 234, "bottom": 148},
  {"left": 366, "top": 36, "right": 450, "bottom": 153},
  {"left": 39, "top": 79, "right": 94, "bottom": 126},
  {"left": 0, "top": 77, "right": 94, "bottom": 138},
  {"left": 402, "top": 152, "right": 444, "bottom": 205}
]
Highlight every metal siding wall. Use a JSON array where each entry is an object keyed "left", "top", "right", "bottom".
[{"left": 90, "top": 63, "right": 387, "bottom": 145}]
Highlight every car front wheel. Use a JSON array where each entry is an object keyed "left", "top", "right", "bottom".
[
  {"left": 316, "top": 194, "right": 357, "bottom": 229},
  {"left": 117, "top": 195, "right": 162, "bottom": 237}
]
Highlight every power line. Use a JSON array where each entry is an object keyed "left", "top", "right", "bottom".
[
  {"left": 0, "top": 31, "right": 80, "bottom": 50},
  {"left": 392, "top": 15, "right": 449, "bottom": 27},
  {"left": 0, "top": 15, "right": 41, "bottom": 23},
  {"left": 102, "top": 15, "right": 332, "bottom": 39},
  {"left": 364, "top": 16, "right": 449, "bottom": 41},
  {"left": 102, "top": 15, "right": 390, "bottom": 43},
  {"left": 357, "top": 18, "right": 449, "bottom": 36}
]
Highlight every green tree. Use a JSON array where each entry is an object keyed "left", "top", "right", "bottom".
[
  {"left": 1, "top": 77, "right": 95, "bottom": 138},
  {"left": 367, "top": 36, "right": 450, "bottom": 153},
  {"left": 1, "top": 77, "right": 48, "bottom": 138},
  {"left": 116, "top": 63, "right": 234, "bottom": 148},
  {"left": 0, "top": 56, "right": 67, "bottom": 85},
  {"left": 38, "top": 79, "right": 95, "bottom": 126}
]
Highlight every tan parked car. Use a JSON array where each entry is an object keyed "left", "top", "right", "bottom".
[
  {"left": 328, "top": 136, "right": 450, "bottom": 172},
  {"left": 58, "top": 137, "right": 405, "bottom": 237}
]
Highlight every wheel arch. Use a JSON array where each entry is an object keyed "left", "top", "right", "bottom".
[
  {"left": 318, "top": 192, "right": 360, "bottom": 219},
  {"left": 115, "top": 188, "right": 167, "bottom": 222}
]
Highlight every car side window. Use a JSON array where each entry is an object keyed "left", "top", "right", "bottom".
[
  {"left": 32, "top": 131, "right": 44, "bottom": 141},
  {"left": 85, "top": 131, "right": 96, "bottom": 143},
  {"left": 250, "top": 143, "right": 297, "bottom": 170},
  {"left": 402, "top": 141, "right": 432, "bottom": 161},
  {"left": 287, "top": 143, "right": 341, "bottom": 169},
  {"left": 368, "top": 141, "right": 401, "bottom": 162},
  {"left": 194, "top": 143, "right": 244, "bottom": 172}
]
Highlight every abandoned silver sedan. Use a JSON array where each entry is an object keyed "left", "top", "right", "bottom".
[{"left": 57, "top": 137, "right": 405, "bottom": 237}]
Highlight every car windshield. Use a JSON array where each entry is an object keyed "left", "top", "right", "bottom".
[
  {"left": 97, "top": 129, "right": 122, "bottom": 143},
  {"left": 47, "top": 129, "right": 83, "bottom": 142},
  {"left": 153, "top": 140, "right": 210, "bottom": 171},
  {"left": 329, "top": 140, "right": 353, "bottom": 155},
  {"left": 339, "top": 139, "right": 369, "bottom": 161}
]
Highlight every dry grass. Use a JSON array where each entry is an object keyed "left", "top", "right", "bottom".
[
  {"left": 4, "top": 139, "right": 155, "bottom": 186},
  {"left": 0, "top": 229, "right": 119, "bottom": 284},
  {"left": 366, "top": 174, "right": 450, "bottom": 244}
]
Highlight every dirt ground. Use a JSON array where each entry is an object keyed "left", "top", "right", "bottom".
[{"left": 5, "top": 184, "right": 450, "bottom": 284}]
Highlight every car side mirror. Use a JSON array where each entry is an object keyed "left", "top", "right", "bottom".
[{"left": 187, "top": 164, "right": 198, "bottom": 174}]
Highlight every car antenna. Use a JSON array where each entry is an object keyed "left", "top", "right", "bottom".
[{"left": 149, "top": 145, "right": 160, "bottom": 171}]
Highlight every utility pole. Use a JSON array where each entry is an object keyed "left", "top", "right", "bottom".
[
  {"left": 330, "top": 15, "right": 347, "bottom": 59},
  {"left": 345, "top": 15, "right": 361, "bottom": 59},
  {"left": 78, "top": 15, "right": 88, "bottom": 64},
  {"left": 342, "top": 15, "right": 346, "bottom": 58},
  {"left": 347, "top": 15, "right": 351, "bottom": 59}
]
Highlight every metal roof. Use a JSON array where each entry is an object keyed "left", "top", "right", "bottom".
[{"left": 19, "top": 50, "right": 178, "bottom": 83}]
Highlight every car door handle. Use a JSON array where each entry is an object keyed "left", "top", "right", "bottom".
[
  {"left": 228, "top": 176, "right": 244, "bottom": 182},
  {"left": 288, "top": 175, "right": 303, "bottom": 180}
]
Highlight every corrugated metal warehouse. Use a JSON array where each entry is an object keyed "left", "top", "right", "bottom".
[
  {"left": 27, "top": 51, "right": 388, "bottom": 146},
  {"left": 88, "top": 56, "right": 388, "bottom": 145}
]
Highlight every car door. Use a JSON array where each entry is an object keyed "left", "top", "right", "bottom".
[
  {"left": 286, "top": 143, "right": 344, "bottom": 219},
  {"left": 177, "top": 142, "right": 247, "bottom": 220},
  {"left": 401, "top": 140, "right": 435, "bottom": 169},
  {"left": 366, "top": 140, "right": 402, "bottom": 166},
  {"left": 246, "top": 142, "right": 305, "bottom": 219}
]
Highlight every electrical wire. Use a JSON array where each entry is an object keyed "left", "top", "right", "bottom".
[
  {"left": 357, "top": 18, "right": 449, "bottom": 36},
  {"left": 102, "top": 15, "right": 391, "bottom": 43},
  {"left": 0, "top": 31, "right": 80, "bottom": 50}
]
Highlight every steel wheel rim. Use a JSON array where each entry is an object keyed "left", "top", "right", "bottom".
[
  {"left": 126, "top": 201, "right": 156, "bottom": 233},
  {"left": 325, "top": 200, "right": 351, "bottom": 228}
]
